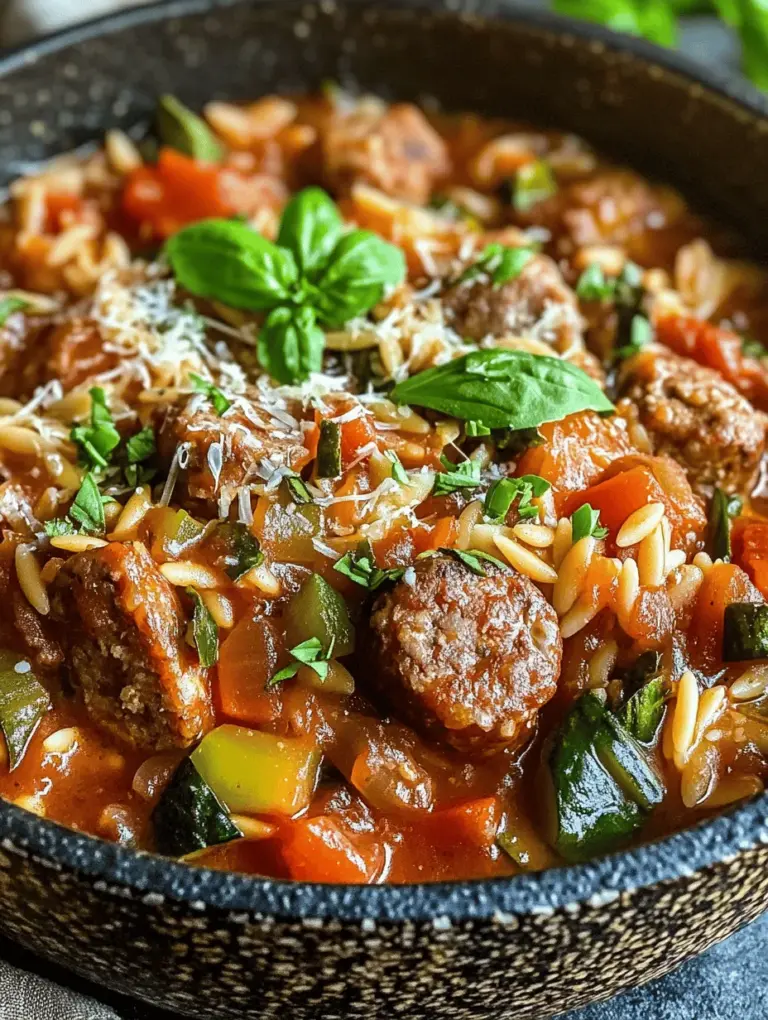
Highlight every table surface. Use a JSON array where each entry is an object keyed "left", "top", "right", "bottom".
[{"left": 0, "top": 4, "right": 764, "bottom": 1019}]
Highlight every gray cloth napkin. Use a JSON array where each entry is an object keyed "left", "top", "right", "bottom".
[{"left": 0, "top": 959, "right": 119, "bottom": 1019}]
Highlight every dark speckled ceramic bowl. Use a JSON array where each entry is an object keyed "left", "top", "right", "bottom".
[{"left": 2, "top": 2, "right": 768, "bottom": 1017}]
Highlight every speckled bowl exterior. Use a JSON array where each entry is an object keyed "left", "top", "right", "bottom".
[{"left": 2, "top": 2, "right": 768, "bottom": 1017}]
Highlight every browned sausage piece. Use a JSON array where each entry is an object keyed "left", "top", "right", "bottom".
[
  {"left": 366, "top": 555, "right": 562, "bottom": 753},
  {"left": 50, "top": 542, "right": 212, "bottom": 750},
  {"left": 442, "top": 252, "right": 584, "bottom": 352},
  {"left": 617, "top": 346, "right": 766, "bottom": 496},
  {"left": 157, "top": 395, "right": 309, "bottom": 511},
  {"left": 321, "top": 101, "right": 450, "bottom": 204}
]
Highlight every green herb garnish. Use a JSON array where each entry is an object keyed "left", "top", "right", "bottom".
[
  {"left": 442, "top": 547, "right": 508, "bottom": 576},
  {"left": 390, "top": 349, "right": 613, "bottom": 432},
  {"left": 384, "top": 450, "right": 408, "bottom": 484},
  {"left": 186, "top": 588, "right": 219, "bottom": 668},
  {"left": 484, "top": 474, "right": 551, "bottom": 523},
  {"left": 709, "top": 487, "right": 742, "bottom": 562},
  {"left": 45, "top": 472, "right": 108, "bottom": 537},
  {"left": 0, "top": 296, "right": 29, "bottom": 326},
  {"left": 456, "top": 244, "right": 536, "bottom": 287},
  {"left": 512, "top": 160, "right": 557, "bottom": 213},
  {"left": 215, "top": 522, "right": 263, "bottom": 580},
  {"left": 570, "top": 503, "right": 609, "bottom": 543},
  {"left": 575, "top": 263, "right": 615, "bottom": 302},
  {"left": 0, "top": 651, "right": 51, "bottom": 770},
  {"left": 267, "top": 636, "right": 335, "bottom": 688},
  {"left": 70, "top": 387, "right": 121, "bottom": 470},
  {"left": 333, "top": 542, "right": 406, "bottom": 591},
  {"left": 615, "top": 315, "right": 654, "bottom": 361},
  {"left": 190, "top": 373, "right": 231, "bottom": 416},
  {"left": 166, "top": 188, "right": 405, "bottom": 385},
  {"left": 432, "top": 455, "right": 482, "bottom": 497}
]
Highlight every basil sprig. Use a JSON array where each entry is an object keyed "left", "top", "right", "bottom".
[
  {"left": 390, "top": 349, "right": 614, "bottom": 431},
  {"left": 187, "top": 588, "right": 219, "bottom": 668},
  {"left": 0, "top": 296, "right": 29, "bottom": 327},
  {"left": 166, "top": 187, "right": 406, "bottom": 385}
]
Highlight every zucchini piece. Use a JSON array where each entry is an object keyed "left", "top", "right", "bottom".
[
  {"left": 152, "top": 757, "right": 241, "bottom": 857},
  {"left": 317, "top": 419, "right": 342, "bottom": 478},
  {"left": 284, "top": 573, "right": 355, "bottom": 657},
  {"left": 548, "top": 691, "right": 663, "bottom": 862},
  {"left": 708, "top": 487, "right": 742, "bottom": 562},
  {"left": 156, "top": 94, "right": 224, "bottom": 162},
  {"left": 191, "top": 725, "right": 321, "bottom": 815},
  {"left": 723, "top": 603, "right": 768, "bottom": 661},
  {"left": 593, "top": 711, "right": 664, "bottom": 812},
  {"left": 0, "top": 651, "right": 51, "bottom": 770},
  {"left": 214, "top": 522, "right": 263, "bottom": 580},
  {"left": 619, "top": 676, "right": 667, "bottom": 745}
]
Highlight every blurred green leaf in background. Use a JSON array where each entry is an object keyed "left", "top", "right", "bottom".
[{"left": 552, "top": 0, "right": 768, "bottom": 89}]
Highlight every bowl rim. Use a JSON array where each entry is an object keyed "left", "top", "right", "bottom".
[{"left": 1, "top": 0, "right": 768, "bottom": 922}]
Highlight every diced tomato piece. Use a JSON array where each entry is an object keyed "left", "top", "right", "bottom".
[
  {"left": 430, "top": 797, "right": 501, "bottom": 850},
  {"left": 517, "top": 412, "right": 635, "bottom": 513},
  {"left": 340, "top": 413, "right": 378, "bottom": 467},
  {"left": 122, "top": 148, "right": 235, "bottom": 238},
  {"left": 372, "top": 523, "right": 415, "bottom": 568},
  {"left": 565, "top": 455, "right": 706, "bottom": 552},
  {"left": 45, "top": 192, "right": 86, "bottom": 232},
  {"left": 302, "top": 422, "right": 320, "bottom": 462},
  {"left": 656, "top": 313, "right": 768, "bottom": 410},
  {"left": 691, "top": 562, "right": 763, "bottom": 670},
  {"left": 411, "top": 516, "right": 457, "bottom": 554},
  {"left": 732, "top": 520, "right": 768, "bottom": 599},
  {"left": 280, "top": 816, "right": 379, "bottom": 883}
]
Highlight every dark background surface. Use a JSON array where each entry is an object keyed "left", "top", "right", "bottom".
[{"left": 0, "top": 3, "right": 765, "bottom": 1018}]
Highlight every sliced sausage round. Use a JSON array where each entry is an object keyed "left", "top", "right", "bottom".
[
  {"left": 617, "top": 346, "right": 766, "bottom": 496},
  {"left": 365, "top": 555, "right": 562, "bottom": 753}
]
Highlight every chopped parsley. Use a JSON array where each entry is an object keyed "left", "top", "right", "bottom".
[
  {"left": 432, "top": 455, "right": 482, "bottom": 498},
  {"left": 484, "top": 474, "right": 551, "bottom": 523},
  {"left": 44, "top": 472, "right": 109, "bottom": 536},
  {"left": 570, "top": 503, "right": 609, "bottom": 543},
  {"left": 333, "top": 542, "right": 405, "bottom": 591},
  {"left": 190, "top": 373, "right": 231, "bottom": 416},
  {"left": 267, "top": 636, "right": 335, "bottom": 688},
  {"left": 442, "top": 547, "right": 508, "bottom": 577},
  {"left": 70, "top": 387, "right": 121, "bottom": 470}
]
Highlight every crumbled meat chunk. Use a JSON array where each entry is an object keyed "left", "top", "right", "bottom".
[
  {"left": 617, "top": 346, "right": 766, "bottom": 496},
  {"left": 442, "top": 252, "right": 584, "bottom": 351},
  {"left": 50, "top": 542, "right": 212, "bottom": 750},
  {"left": 0, "top": 315, "right": 112, "bottom": 399},
  {"left": 158, "top": 394, "right": 310, "bottom": 510},
  {"left": 365, "top": 555, "right": 562, "bottom": 752},
  {"left": 321, "top": 101, "right": 450, "bottom": 204}
]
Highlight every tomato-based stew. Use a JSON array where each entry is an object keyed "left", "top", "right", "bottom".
[{"left": 1, "top": 91, "right": 768, "bottom": 883}]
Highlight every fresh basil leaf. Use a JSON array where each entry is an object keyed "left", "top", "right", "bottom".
[
  {"left": 69, "top": 473, "right": 106, "bottom": 534},
  {"left": 466, "top": 420, "right": 491, "bottom": 437},
  {"left": 289, "top": 637, "right": 324, "bottom": 664},
  {"left": 619, "top": 676, "right": 667, "bottom": 744},
  {"left": 571, "top": 503, "right": 609, "bottom": 543},
  {"left": 576, "top": 263, "right": 614, "bottom": 302},
  {"left": 313, "top": 230, "right": 406, "bottom": 328},
  {"left": 70, "top": 387, "right": 121, "bottom": 470},
  {"left": 125, "top": 426, "right": 156, "bottom": 464},
  {"left": 0, "top": 651, "right": 51, "bottom": 770},
  {"left": 267, "top": 636, "right": 333, "bottom": 688},
  {"left": 156, "top": 94, "right": 224, "bottom": 162},
  {"left": 432, "top": 455, "right": 482, "bottom": 497},
  {"left": 333, "top": 543, "right": 406, "bottom": 591},
  {"left": 166, "top": 219, "right": 300, "bottom": 312},
  {"left": 317, "top": 418, "right": 342, "bottom": 478},
  {"left": 709, "top": 487, "right": 742, "bottom": 562},
  {"left": 513, "top": 160, "right": 557, "bottom": 213},
  {"left": 267, "top": 662, "right": 303, "bottom": 688},
  {"left": 391, "top": 349, "right": 614, "bottom": 431},
  {"left": 189, "top": 373, "right": 231, "bottom": 416},
  {"left": 384, "top": 450, "right": 408, "bottom": 484},
  {"left": 186, "top": 588, "right": 218, "bottom": 668},
  {"left": 152, "top": 756, "right": 241, "bottom": 857},
  {"left": 257, "top": 304, "right": 324, "bottom": 386},
  {"left": 443, "top": 547, "right": 508, "bottom": 576},
  {"left": 43, "top": 518, "right": 77, "bottom": 537},
  {"left": 276, "top": 187, "right": 343, "bottom": 277},
  {"left": 728, "top": 0, "right": 768, "bottom": 90},
  {"left": 0, "top": 296, "right": 28, "bottom": 326}
]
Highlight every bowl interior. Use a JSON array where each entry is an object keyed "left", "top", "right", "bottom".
[{"left": 0, "top": 0, "right": 768, "bottom": 919}]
